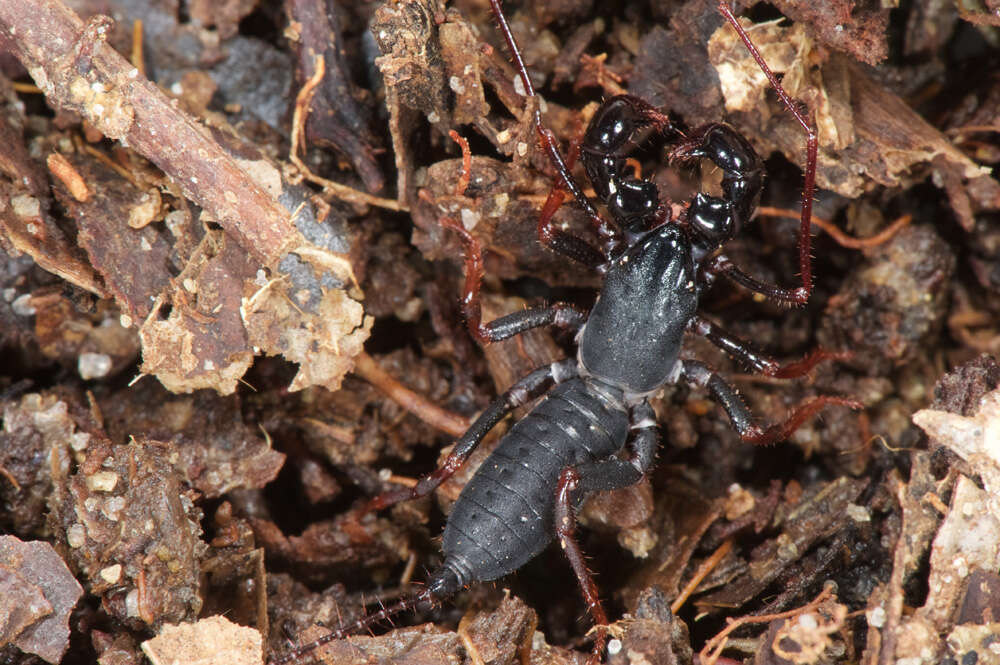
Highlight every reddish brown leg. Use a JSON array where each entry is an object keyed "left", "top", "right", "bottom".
[
  {"left": 739, "top": 395, "right": 863, "bottom": 446},
  {"left": 488, "top": 0, "right": 621, "bottom": 256},
  {"left": 536, "top": 182, "right": 568, "bottom": 245},
  {"left": 682, "top": 359, "right": 863, "bottom": 447},
  {"left": 534, "top": 135, "right": 613, "bottom": 267},
  {"left": 717, "top": 1, "right": 818, "bottom": 305},
  {"left": 440, "top": 216, "right": 488, "bottom": 341},
  {"left": 535, "top": 126, "right": 620, "bottom": 249},
  {"left": 689, "top": 315, "right": 851, "bottom": 379},
  {"left": 269, "top": 588, "right": 437, "bottom": 665},
  {"left": 360, "top": 360, "right": 577, "bottom": 516},
  {"left": 763, "top": 351, "right": 852, "bottom": 380},
  {"left": 441, "top": 216, "right": 587, "bottom": 345},
  {"left": 555, "top": 467, "right": 608, "bottom": 665}
]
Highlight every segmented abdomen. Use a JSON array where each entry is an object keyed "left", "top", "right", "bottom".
[{"left": 440, "top": 378, "right": 629, "bottom": 584}]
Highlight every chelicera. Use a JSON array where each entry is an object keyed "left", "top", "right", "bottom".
[{"left": 270, "top": 2, "right": 861, "bottom": 663}]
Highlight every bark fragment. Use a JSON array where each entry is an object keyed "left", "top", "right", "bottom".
[{"left": 0, "top": 536, "right": 83, "bottom": 663}]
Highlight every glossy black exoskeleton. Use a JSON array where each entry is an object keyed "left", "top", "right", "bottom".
[{"left": 270, "top": 2, "right": 858, "bottom": 664}]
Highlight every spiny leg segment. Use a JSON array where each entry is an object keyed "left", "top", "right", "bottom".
[
  {"left": 488, "top": 0, "right": 622, "bottom": 256},
  {"left": 682, "top": 359, "right": 862, "bottom": 447},
  {"left": 440, "top": 216, "right": 588, "bottom": 346},
  {"left": 360, "top": 358, "right": 578, "bottom": 515},
  {"left": 689, "top": 315, "right": 851, "bottom": 379},
  {"left": 707, "top": 0, "right": 819, "bottom": 305}
]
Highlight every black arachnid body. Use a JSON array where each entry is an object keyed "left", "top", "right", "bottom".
[{"left": 271, "top": 2, "right": 861, "bottom": 663}]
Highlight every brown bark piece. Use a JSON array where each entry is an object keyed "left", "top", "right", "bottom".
[
  {"left": 850, "top": 63, "right": 988, "bottom": 210},
  {"left": 696, "top": 476, "right": 868, "bottom": 611},
  {"left": 48, "top": 434, "right": 208, "bottom": 628},
  {"left": 52, "top": 153, "right": 173, "bottom": 321},
  {"left": 438, "top": 18, "right": 490, "bottom": 127},
  {"left": 250, "top": 511, "right": 409, "bottom": 577},
  {"left": 768, "top": 0, "right": 889, "bottom": 66},
  {"left": 0, "top": 573, "right": 53, "bottom": 655},
  {"left": 287, "top": 0, "right": 384, "bottom": 193},
  {"left": 138, "top": 232, "right": 256, "bottom": 395},
  {"left": 955, "top": 568, "right": 1000, "bottom": 625},
  {"left": 371, "top": 0, "right": 448, "bottom": 200},
  {"left": 0, "top": 535, "right": 84, "bottom": 663},
  {"left": 930, "top": 354, "right": 1000, "bottom": 417},
  {"left": 98, "top": 381, "right": 285, "bottom": 498},
  {"left": 0, "top": 2, "right": 303, "bottom": 268},
  {"left": 708, "top": 18, "right": 989, "bottom": 205},
  {"left": 0, "top": 175, "right": 105, "bottom": 297},
  {"left": 460, "top": 596, "right": 539, "bottom": 665},
  {"left": 371, "top": 0, "right": 450, "bottom": 129},
  {"left": 0, "top": 82, "right": 48, "bottom": 199}
]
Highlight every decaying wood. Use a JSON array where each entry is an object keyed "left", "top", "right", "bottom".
[
  {"left": 1, "top": 0, "right": 999, "bottom": 664},
  {"left": 0, "top": 0, "right": 301, "bottom": 268}
]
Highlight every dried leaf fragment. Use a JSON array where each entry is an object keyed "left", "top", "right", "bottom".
[
  {"left": 243, "top": 280, "right": 371, "bottom": 393},
  {"left": 707, "top": 16, "right": 989, "bottom": 211},
  {"left": 138, "top": 234, "right": 256, "bottom": 394},
  {"left": 922, "top": 476, "right": 1000, "bottom": 632},
  {"left": 141, "top": 615, "right": 262, "bottom": 665},
  {"left": 914, "top": 387, "right": 1000, "bottom": 496}
]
